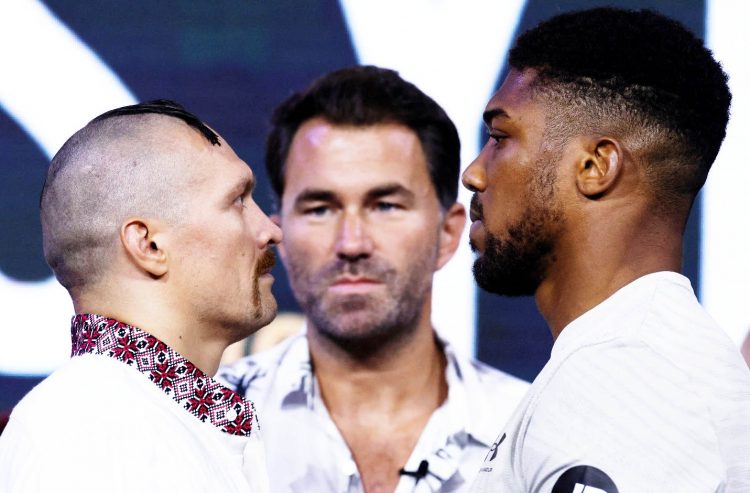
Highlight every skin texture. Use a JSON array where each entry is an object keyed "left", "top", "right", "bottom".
[
  {"left": 463, "top": 69, "right": 683, "bottom": 339},
  {"left": 72, "top": 117, "right": 282, "bottom": 376},
  {"left": 465, "top": 70, "right": 564, "bottom": 298},
  {"left": 277, "top": 118, "right": 465, "bottom": 493}
]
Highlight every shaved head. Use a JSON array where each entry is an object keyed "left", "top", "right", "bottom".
[{"left": 41, "top": 101, "right": 219, "bottom": 292}]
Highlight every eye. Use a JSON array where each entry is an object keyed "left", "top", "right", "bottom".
[
  {"left": 373, "top": 201, "right": 400, "bottom": 212},
  {"left": 304, "top": 205, "right": 331, "bottom": 217},
  {"left": 234, "top": 195, "right": 246, "bottom": 208},
  {"left": 487, "top": 130, "right": 508, "bottom": 146},
  {"left": 488, "top": 132, "right": 508, "bottom": 144}
]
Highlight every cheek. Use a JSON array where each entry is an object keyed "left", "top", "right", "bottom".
[
  {"left": 281, "top": 228, "right": 330, "bottom": 267},
  {"left": 483, "top": 167, "right": 533, "bottom": 229},
  {"left": 375, "top": 220, "right": 439, "bottom": 263},
  {"left": 483, "top": 195, "right": 521, "bottom": 237}
]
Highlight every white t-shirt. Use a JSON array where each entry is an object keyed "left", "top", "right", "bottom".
[
  {"left": 0, "top": 315, "right": 269, "bottom": 493},
  {"left": 219, "top": 333, "right": 530, "bottom": 492},
  {"left": 470, "top": 272, "right": 750, "bottom": 493}
]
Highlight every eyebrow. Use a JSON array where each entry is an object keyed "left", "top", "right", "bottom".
[
  {"left": 293, "top": 188, "right": 337, "bottom": 207},
  {"left": 230, "top": 174, "right": 255, "bottom": 198},
  {"left": 364, "top": 183, "right": 415, "bottom": 203},
  {"left": 293, "top": 183, "right": 415, "bottom": 207},
  {"left": 482, "top": 107, "right": 510, "bottom": 127}
]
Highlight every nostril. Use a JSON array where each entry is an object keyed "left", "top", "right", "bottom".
[{"left": 337, "top": 252, "right": 369, "bottom": 263}]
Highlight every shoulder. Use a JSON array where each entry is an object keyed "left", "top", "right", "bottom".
[
  {"left": 1, "top": 356, "right": 229, "bottom": 491},
  {"left": 455, "top": 354, "right": 530, "bottom": 397},
  {"left": 217, "top": 334, "right": 308, "bottom": 397},
  {"left": 446, "top": 341, "right": 529, "bottom": 394},
  {"left": 638, "top": 276, "right": 749, "bottom": 378},
  {"left": 10, "top": 355, "right": 146, "bottom": 424},
  {"left": 519, "top": 341, "right": 728, "bottom": 491}
]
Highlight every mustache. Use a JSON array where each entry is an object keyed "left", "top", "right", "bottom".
[
  {"left": 470, "top": 193, "right": 484, "bottom": 221},
  {"left": 316, "top": 258, "right": 394, "bottom": 285},
  {"left": 255, "top": 249, "right": 276, "bottom": 275}
]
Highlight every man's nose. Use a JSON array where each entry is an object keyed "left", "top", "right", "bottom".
[
  {"left": 257, "top": 211, "right": 283, "bottom": 248},
  {"left": 335, "top": 212, "right": 373, "bottom": 261},
  {"left": 462, "top": 151, "right": 487, "bottom": 193}
]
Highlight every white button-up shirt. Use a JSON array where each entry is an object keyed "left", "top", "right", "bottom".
[{"left": 219, "top": 333, "right": 529, "bottom": 492}]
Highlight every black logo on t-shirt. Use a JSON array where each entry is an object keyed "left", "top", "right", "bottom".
[
  {"left": 484, "top": 433, "right": 506, "bottom": 462},
  {"left": 551, "top": 465, "right": 618, "bottom": 493}
]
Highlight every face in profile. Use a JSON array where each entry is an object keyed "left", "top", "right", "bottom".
[
  {"left": 462, "top": 69, "right": 565, "bottom": 296},
  {"left": 278, "top": 118, "right": 448, "bottom": 348},
  {"left": 167, "top": 126, "right": 282, "bottom": 336}
]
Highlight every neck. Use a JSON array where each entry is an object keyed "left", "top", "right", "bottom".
[
  {"left": 73, "top": 283, "right": 229, "bottom": 377},
  {"left": 536, "top": 214, "right": 684, "bottom": 339},
  {"left": 307, "top": 300, "right": 448, "bottom": 417}
]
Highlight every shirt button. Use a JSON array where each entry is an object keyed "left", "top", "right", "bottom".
[{"left": 226, "top": 409, "right": 238, "bottom": 421}]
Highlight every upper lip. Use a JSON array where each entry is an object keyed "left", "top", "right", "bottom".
[
  {"left": 469, "top": 194, "right": 484, "bottom": 222},
  {"left": 332, "top": 276, "right": 381, "bottom": 285},
  {"left": 258, "top": 261, "right": 275, "bottom": 276}
]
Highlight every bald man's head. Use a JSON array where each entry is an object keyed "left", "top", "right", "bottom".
[{"left": 41, "top": 100, "right": 220, "bottom": 292}]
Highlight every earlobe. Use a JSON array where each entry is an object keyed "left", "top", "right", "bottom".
[
  {"left": 121, "top": 219, "right": 168, "bottom": 278},
  {"left": 576, "top": 138, "right": 623, "bottom": 199},
  {"left": 436, "top": 202, "right": 467, "bottom": 270}
]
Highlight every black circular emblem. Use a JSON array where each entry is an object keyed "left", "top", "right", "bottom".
[{"left": 551, "top": 465, "right": 618, "bottom": 493}]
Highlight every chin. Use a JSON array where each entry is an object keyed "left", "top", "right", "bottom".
[{"left": 253, "top": 298, "right": 278, "bottom": 329}]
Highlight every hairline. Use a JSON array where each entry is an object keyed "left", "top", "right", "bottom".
[{"left": 277, "top": 116, "right": 454, "bottom": 212}]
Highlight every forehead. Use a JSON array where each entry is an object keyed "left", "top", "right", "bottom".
[
  {"left": 484, "top": 69, "right": 547, "bottom": 129},
  {"left": 165, "top": 122, "right": 253, "bottom": 192},
  {"left": 282, "top": 118, "right": 434, "bottom": 198}
]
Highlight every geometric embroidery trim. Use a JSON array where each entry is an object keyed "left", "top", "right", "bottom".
[{"left": 71, "top": 313, "right": 256, "bottom": 437}]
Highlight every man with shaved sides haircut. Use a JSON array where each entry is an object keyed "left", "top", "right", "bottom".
[
  {"left": 464, "top": 8, "right": 750, "bottom": 492},
  {"left": 0, "top": 100, "right": 281, "bottom": 492}
]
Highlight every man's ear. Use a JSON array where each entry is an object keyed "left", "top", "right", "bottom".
[
  {"left": 120, "top": 219, "right": 168, "bottom": 278},
  {"left": 436, "top": 202, "right": 466, "bottom": 270},
  {"left": 576, "top": 138, "right": 623, "bottom": 199}
]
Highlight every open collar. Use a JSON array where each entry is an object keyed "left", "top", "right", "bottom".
[{"left": 273, "top": 332, "right": 497, "bottom": 447}]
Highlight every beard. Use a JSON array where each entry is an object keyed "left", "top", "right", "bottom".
[
  {"left": 284, "top": 247, "right": 436, "bottom": 355},
  {"left": 472, "top": 209, "right": 558, "bottom": 296},
  {"left": 470, "top": 161, "right": 563, "bottom": 296}
]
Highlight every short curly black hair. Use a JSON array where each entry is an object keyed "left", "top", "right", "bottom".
[
  {"left": 509, "top": 7, "right": 730, "bottom": 199},
  {"left": 265, "top": 65, "right": 461, "bottom": 210}
]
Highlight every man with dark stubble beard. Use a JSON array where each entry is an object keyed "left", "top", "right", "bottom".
[
  {"left": 220, "top": 66, "right": 529, "bottom": 493},
  {"left": 463, "top": 8, "right": 750, "bottom": 493}
]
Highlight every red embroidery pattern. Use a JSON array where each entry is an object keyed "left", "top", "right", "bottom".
[{"left": 71, "top": 314, "right": 257, "bottom": 437}]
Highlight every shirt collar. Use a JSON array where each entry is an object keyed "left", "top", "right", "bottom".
[
  {"left": 71, "top": 313, "right": 258, "bottom": 437},
  {"left": 275, "top": 332, "right": 496, "bottom": 446},
  {"left": 440, "top": 339, "right": 499, "bottom": 447}
]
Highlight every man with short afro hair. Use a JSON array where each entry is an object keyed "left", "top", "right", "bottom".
[{"left": 463, "top": 8, "right": 750, "bottom": 492}]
